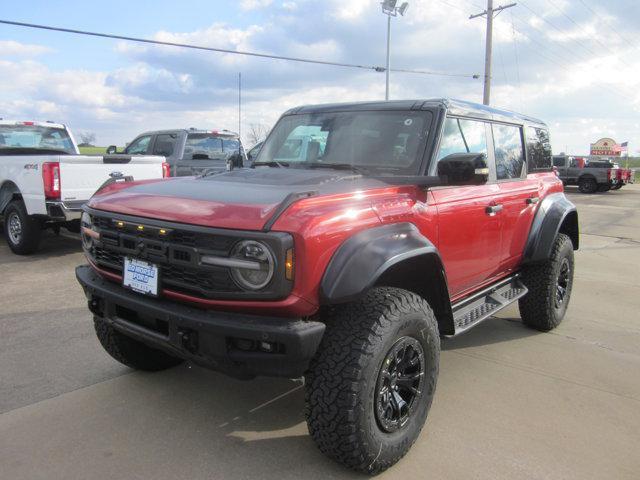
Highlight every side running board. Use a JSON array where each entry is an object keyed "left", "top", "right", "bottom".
[{"left": 450, "top": 275, "right": 528, "bottom": 336}]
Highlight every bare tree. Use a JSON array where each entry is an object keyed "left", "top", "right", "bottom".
[
  {"left": 247, "top": 123, "right": 269, "bottom": 147},
  {"left": 78, "top": 131, "right": 97, "bottom": 146}
]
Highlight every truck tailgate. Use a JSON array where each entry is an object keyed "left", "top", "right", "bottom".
[{"left": 58, "top": 155, "right": 165, "bottom": 202}]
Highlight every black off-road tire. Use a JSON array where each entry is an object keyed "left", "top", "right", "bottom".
[
  {"left": 611, "top": 184, "right": 623, "bottom": 190},
  {"left": 519, "top": 233, "right": 574, "bottom": 331},
  {"left": 578, "top": 177, "right": 597, "bottom": 193},
  {"left": 94, "top": 317, "right": 183, "bottom": 371},
  {"left": 597, "top": 184, "right": 611, "bottom": 192},
  {"left": 305, "top": 287, "right": 440, "bottom": 474},
  {"left": 3, "top": 200, "right": 42, "bottom": 255}
]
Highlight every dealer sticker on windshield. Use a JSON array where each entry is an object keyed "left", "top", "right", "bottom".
[{"left": 123, "top": 257, "right": 159, "bottom": 296}]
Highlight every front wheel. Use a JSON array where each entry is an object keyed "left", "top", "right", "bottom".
[
  {"left": 3, "top": 200, "right": 42, "bottom": 255},
  {"left": 519, "top": 233, "right": 575, "bottom": 331},
  {"left": 305, "top": 287, "right": 440, "bottom": 474},
  {"left": 578, "top": 177, "right": 597, "bottom": 193}
]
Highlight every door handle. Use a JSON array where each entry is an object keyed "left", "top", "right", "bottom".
[
  {"left": 526, "top": 197, "right": 540, "bottom": 205},
  {"left": 485, "top": 204, "right": 503, "bottom": 216}
]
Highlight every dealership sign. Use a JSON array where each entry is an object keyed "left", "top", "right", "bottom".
[{"left": 590, "top": 138, "right": 621, "bottom": 156}]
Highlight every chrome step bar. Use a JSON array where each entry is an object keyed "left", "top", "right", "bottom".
[{"left": 449, "top": 275, "right": 528, "bottom": 336}]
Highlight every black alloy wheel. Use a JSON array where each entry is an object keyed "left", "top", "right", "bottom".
[{"left": 375, "top": 337, "right": 425, "bottom": 433}]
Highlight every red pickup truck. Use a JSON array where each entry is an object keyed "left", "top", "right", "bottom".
[{"left": 76, "top": 99, "right": 578, "bottom": 473}]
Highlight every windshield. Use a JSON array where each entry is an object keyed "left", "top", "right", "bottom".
[
  {"left": 0, "top": 125, "right": 76, "bottom": 154},
  {"left": 256, "top": 110, "right": 432, "bottom": 174},
  {"left": 184, "top": 133, "right": 241, "bottom": 160}
]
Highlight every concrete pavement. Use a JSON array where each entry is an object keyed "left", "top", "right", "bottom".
[{"left": 1, "top": 184, "right": 639, "bottom": 479}]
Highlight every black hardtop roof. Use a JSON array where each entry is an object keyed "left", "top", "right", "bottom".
[
  {"left": 136, "top": 128, "right": 240, "bottom": 137},
  {"left": 284, "top": 98, "right": 546, "bottom": 127}
]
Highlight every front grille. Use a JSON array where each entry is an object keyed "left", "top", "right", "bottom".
[
  {"left": 90, "top": 217, "right": 244, "bottom": 298},
  {"left": 87, "top": 211, "right": 294, "bottom": 301}
]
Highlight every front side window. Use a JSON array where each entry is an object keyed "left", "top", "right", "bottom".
[
  {"left": 257, "top": 110, "right": 432, "bottom": 174},
  {"left": 0, "top": 125, "right": 75, "bottom": 154},
  {"left": 437, "top": 118, "right": 488, "bottom": 161},
  {"left": 526, "top": 126, "right": 552, "bottom": 171},
  {"left": 492, "top": 124, "right": 524, "bottom": 180},
  {"left": 126, "top": 135, "right": 151, "bottom": 155}
]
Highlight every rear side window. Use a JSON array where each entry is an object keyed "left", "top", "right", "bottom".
[
  {"left": 526, "top": 127, "right": 552, "bottom": 171},
  {"left": 153, "top": 134, "right": 177, "bottom": 156},
  {"left": 437, "top": 118, "right": 488, "bottom": 160},
  {"left": 492, "top": 124, "right": 524, "bottom": 180},
  {"left": 184, "top": 134, "right": 223, "bottom": 160}
]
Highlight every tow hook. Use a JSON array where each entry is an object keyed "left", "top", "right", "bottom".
[
  {"left": 88, "top": 297, "right": 103, "bottom": 316},
  {"left": 179, "top": 329, "right": 199, "bottom": 354}
]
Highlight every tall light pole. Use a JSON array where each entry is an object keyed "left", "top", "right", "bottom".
[
  {"left": 470, "top": 1, "right": 516, "bottom": 105},
  {"left": 380, "top": 1, "right": 409, "bottom": 101}
]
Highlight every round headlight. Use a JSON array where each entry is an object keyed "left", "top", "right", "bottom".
[
  {"left": 81, "top": 212, "right": 93, "bottom": 249},
  {"left": 230, "top": 240, "right": 275, "bottom": 290}
]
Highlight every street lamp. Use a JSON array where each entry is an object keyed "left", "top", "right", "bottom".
[{"left": 380, "top": 0, "right": 409, "bottom": 101}]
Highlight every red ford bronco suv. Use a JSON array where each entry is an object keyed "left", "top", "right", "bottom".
[{"left": 76, "top": 99, "right": 579, "bottom": 474}]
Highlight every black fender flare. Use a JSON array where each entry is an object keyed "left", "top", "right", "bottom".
[
  {"left": 0, "top": 181, "right": 21, "bottom": 213},
  {"left": 320, "top": 222, "right": 454, "bottom": 333},
  {"left": 523, "top": 192, "right": 579, "bottom": 264}
]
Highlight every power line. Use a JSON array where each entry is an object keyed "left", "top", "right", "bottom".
[
  {"left": 574, "top": 0, "right": 639, "bottom": 51},
  {"left": 0, "top": 18, "right": 479, "bottom": 79},
  {"left": 437, "top": 0, "right": 636, "bottom": 104}
]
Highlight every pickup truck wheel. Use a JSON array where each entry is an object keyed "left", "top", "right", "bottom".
[
  {"left": 3, "top": 200, "right": 42, "bottom": 255},
  {"left": 597, "top": 184, "right": 611, "bottom": 192},
  {"left": 578, "top": 177, "right": 597, "bottom": 193},
  {"left": 304, "top": 287, "right": 439, "bottom": 474},
  {"left": 611, "top": 184, "right": 623, "bottom": 190},
  {"left": 94, "top": 317, "right": 183, "bottom": 371},
  {"left": 519, "top": 233, "right": 574, "bottom": 331}
]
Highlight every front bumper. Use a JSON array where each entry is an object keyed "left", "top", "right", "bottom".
[
  {"left": 76, "top": 265, "right": 325, "bottom": 379},
  {"left": 46, "top": 200, "right": 85, "bottom": 221}
]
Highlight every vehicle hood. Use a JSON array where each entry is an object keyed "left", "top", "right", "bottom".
[{"left": 88, "top": 168, "right": 392, "bottom": 230}]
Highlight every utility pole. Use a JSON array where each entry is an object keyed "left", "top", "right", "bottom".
[{"left": 470, "top": 1, "right": 516, "bottom": 105}]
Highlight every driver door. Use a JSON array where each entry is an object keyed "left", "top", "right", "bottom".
[{"left": 430, "top": 117, "right": 501, "bottom": 299}]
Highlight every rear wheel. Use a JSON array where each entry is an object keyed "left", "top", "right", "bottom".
[
  {"left": 611, "top": 184, "right": 623, "bottom": 190},
  {"left": 578, "top": 177, "right": 597, "bottom": 193},
  {"left": 598, "top": 184, "right": 611, "bottom": 192},
  {"left": 3, "top": 200, "right": 42, "bottom": 255},
  {"left": 94, "top": 317, "right": 183, "bottom": 371},
  {"left": 305, "top": 287, "right": 440, "bottom": 474},
  {"left": 519, "top": 233, "right": 574, "bottom": 331}
]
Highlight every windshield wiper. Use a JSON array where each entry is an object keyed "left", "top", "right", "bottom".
[
  {"left": 301, "top": 162, "right": 369, "bottom": 175},
  {"left": 252, "top": 160, "right": 289, "bottom": 168}
]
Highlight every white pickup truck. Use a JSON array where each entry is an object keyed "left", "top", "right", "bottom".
[{"left": 0, "top": 120, "right": 168, "bottom": 254}]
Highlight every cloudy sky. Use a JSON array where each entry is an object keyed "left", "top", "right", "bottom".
[{"left": 1, "top": 0, "right": 638, "bottom": 154}]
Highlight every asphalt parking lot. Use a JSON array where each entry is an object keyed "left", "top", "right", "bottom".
[{"left": 1, "top": 185, "right": 639, "bottom": 480}]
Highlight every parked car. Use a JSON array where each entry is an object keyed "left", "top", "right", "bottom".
[
  {"left": 76, "top": 99, "right": 578, "bottom": 474},
  {"left": 553, "top": 155, "right": 620, "bottom": 193},
  {"left": 109, "top": 128, "right": 247, "bottom": 176},
  {"left": 612, "top": 166, "right": 634, "bottom": 190},
  {"left": 0, "top": 120, "right": 169, "bottom": 254}
]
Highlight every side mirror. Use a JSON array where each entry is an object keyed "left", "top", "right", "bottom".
[
  {"left": 437, "top": 153, "right": 489, "bottom": 185},
  {"left": 106, "top": 145, "right": 118, "bottom": 154}
]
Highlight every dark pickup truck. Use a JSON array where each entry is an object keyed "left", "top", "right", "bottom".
[
  {"left": 553, "top": 155, "right": 620, "bottom": 193},
  {"left": 108, "top": 128, "right": 247, "bottom": 177}
]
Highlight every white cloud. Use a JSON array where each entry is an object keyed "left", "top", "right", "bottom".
[
  {"left": 240, "top": 0, "right": 273, "bottom": 11},
  {"left": 0, "top": 40, "right": 53, "bottom": 57}
]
